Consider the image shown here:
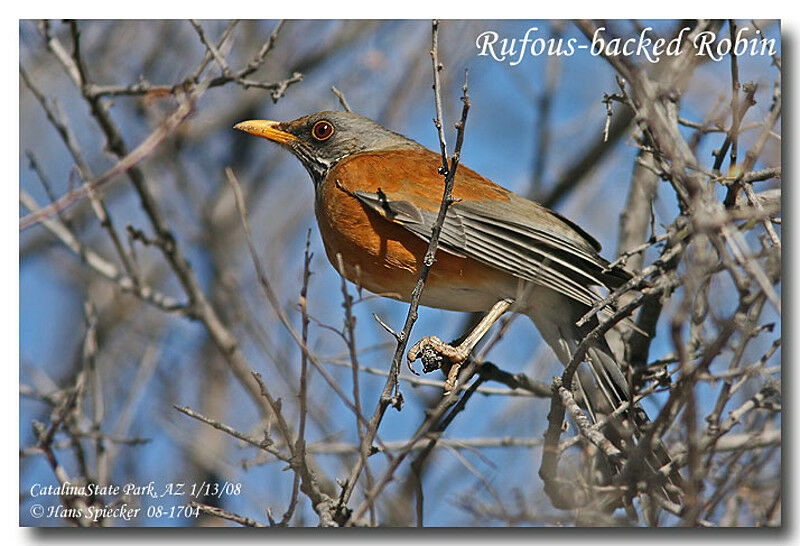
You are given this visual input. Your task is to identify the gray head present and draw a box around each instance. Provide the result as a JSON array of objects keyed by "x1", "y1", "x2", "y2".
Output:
[{"x1": 234, "y1": 111, "x2": 421, "y2": 184}]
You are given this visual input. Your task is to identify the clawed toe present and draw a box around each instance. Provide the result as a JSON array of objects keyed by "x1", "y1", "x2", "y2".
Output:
[
  {"x1": 407, "y1": 335, "x2": 471, "y2": 393},
  {"x1": 408, "y1": 336, "x2": 469, "y2": 365}
]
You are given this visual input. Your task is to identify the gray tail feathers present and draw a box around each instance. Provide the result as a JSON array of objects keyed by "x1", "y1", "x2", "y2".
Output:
[{"x1": 536, "y1": 309, "x2": 684, "y2": 506}]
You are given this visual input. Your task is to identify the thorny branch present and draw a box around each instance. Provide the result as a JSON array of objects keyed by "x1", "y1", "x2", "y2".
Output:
[
  {"x1": 531, "y1": 19, "x2": 781, "y2": 523},
  {"x1": 338, "y1": 19, "x2": 471, "y2": 515},
  {"x1": 20, "y1": 19, "x2": 780, "y2": 527}
]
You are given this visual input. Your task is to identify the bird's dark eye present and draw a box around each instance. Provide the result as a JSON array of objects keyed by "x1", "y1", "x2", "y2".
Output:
[{"x1": 311, "y1": 120, "x2": 334, "y2": 142}]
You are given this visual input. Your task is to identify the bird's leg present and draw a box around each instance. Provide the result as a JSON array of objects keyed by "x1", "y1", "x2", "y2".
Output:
[{"x1": 408, "y1": 299, "x2": 513, "y2": 393}]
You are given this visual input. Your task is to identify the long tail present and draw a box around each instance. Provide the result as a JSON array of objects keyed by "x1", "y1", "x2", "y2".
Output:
[
  {"x1": 528, "y1": 292, "x2": 683, "y2": 506},
  {"x1": 575, "y1": 331, "x2": 684, "y2": 506}
]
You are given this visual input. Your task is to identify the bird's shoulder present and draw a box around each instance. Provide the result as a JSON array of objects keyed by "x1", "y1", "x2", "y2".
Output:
[
  {"x1": 329, "y1": 146, "x2": 601, "y2": 254},
  {"x1": 329, "y1": 147, "x2": 510, "y2": 204}
]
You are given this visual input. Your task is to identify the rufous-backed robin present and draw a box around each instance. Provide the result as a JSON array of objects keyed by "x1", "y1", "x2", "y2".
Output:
[{"x1": 234, "y1": 111, "x2": 682, "y2": 501}]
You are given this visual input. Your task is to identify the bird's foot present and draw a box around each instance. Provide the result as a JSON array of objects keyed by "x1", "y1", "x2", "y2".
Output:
[
  {"x1": 407, "y1": 336, "x2": 471, "y2": 394},
  {"x1": 408, "y1": 336, "x2": 471, "y2": 368}
]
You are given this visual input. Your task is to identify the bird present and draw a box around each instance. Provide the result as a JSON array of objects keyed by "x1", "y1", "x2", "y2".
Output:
[{"x1": 234, "y1": 110, "x2": 682, "y2": 504}]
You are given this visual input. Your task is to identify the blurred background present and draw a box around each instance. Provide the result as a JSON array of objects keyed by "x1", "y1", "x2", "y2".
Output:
[{"x1": 20, "y1": 19, "x2": 781, "y2": 526}]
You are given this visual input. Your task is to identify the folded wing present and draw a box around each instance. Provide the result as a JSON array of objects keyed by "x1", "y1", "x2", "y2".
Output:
[{"x1": 352, "y1": 188, "x2": 631, "y2": 310}]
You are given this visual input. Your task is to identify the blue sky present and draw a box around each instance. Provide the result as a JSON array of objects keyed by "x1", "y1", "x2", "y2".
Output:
[{"x1": 20, "y1": 19, "x2": 781, "y2": 526}]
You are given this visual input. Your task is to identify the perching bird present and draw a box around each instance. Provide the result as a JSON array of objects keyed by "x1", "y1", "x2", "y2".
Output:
[{"x1": 234, "y1": 110, "x2": 681, "y2": 503}]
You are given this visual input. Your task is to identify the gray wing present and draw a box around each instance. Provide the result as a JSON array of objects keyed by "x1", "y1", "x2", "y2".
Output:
[{"x1": 353, "y1": 189, "x2": 630, "y2": 309}]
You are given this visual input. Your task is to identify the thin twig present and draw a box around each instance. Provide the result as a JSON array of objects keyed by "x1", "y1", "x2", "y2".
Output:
[
  {"x1": 339, "y1": 19, "x2": 471, "y2": 510},
  {"x1": 331, "y1": 86, "x2": 352, "y2": 112}
]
